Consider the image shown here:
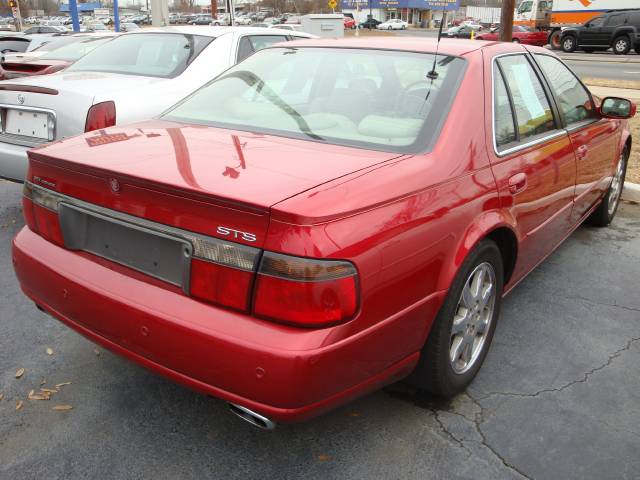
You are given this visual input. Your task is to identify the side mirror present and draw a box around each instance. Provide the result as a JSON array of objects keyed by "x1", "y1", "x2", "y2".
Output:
[{"x1": 599, "y1": 97, "x2": 637, "y2": 119}]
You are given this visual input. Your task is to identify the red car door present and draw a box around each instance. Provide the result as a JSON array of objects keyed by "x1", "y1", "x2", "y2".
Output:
[
  {"x1": 533, "y1": 53, "x2": 621, "y2": 224},
  {"x1": 485, "y1": 49, "x2": 577, "y2": 281}
]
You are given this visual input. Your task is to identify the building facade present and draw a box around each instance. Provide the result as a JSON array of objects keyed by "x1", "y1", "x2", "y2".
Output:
[{"x1": 341, "y1": 0, "x2": 460, "y2": 26}]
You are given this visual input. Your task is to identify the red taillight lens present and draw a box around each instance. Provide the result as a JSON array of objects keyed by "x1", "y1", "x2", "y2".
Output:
[
  {"x1": 190, "y1": 257, "x2": 254, "y2": 311},
  {"x1": 254, "y1": 253, "x2": 358, "y2": 327},
  {"x1": 85, "y1": 101, "x2": 116, "y2": 132},
  {"x1": 22, "y1": 182, "x2": 64, "y2": 246}
]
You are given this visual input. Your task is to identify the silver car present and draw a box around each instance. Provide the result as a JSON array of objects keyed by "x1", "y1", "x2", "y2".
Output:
[{"x1": 0, "y1": 26, "x2": 314, "y2": 182}]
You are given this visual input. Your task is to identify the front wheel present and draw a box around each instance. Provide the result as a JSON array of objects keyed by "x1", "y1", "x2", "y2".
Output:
[
  {"x1": 512, "y1": 38, "x2": 520, "y2": 43},
  {"x1": 587, "y1": 146, "x2": 628, "y2": 226},
  {"x1": 408, "y1": 239, "x2": 504, "y2": 397},
  {"x1": 562, "y1": 35, "x2": 577, "y2": 52},
  {"x1": 549, "y1": 30, "x2": 561, "y2": 50}
]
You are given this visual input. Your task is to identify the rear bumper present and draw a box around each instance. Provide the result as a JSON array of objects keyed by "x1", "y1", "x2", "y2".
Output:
[
  {"x1": 0, "y1": 141, "x2": 28, "y2": 182},
  {"x1": 12, "y1": 227, "x2": 428, "y2": 423}
]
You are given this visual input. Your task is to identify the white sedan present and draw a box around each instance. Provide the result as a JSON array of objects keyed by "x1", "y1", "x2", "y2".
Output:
[
  {"x1": 0, "y1": 27, "x2": 314, "y2": 182},
  {"x1": 377, "y1": 19, "x2": 408, "y2": 30}
]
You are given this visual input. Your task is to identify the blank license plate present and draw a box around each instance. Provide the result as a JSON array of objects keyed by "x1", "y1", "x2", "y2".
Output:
[{"x1": 5, "y1": 109, "x2": 49, "y2": 139}]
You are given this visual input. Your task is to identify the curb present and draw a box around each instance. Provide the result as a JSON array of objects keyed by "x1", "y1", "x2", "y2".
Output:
[
  {"x1": 623, "y1": 182, "x2": 640, "y2": 203},
  {"x1": 560, "y1": 55, "x2": 640, "y2": 64}
]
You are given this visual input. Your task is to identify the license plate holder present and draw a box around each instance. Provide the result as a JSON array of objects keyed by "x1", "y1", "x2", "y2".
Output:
[
  {"x1": 58, "y1": 203, "x2": 192, "y2": 289},
  {"x1": 4, "y1": 108, "x2": 50, "y2": 139}
]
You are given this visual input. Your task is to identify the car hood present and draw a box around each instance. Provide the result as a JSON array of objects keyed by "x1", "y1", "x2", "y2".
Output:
[{"x1": 30, "y1": 120, "x2": 404, "y2": 210}]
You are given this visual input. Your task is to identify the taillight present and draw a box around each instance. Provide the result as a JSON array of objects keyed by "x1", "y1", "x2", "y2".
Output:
[
  {"x1": 188, "y1": 239, "x2": 259, "y2": 311},
  {"x1": 22, "y1": 182, "x2": 64, "y2": 246},
  {"x1": 254, "y1": 252, "x2": 358, "y2": 327},
  {"x1": 85, "y1": 101, "x2": 116, "y2": 132}
]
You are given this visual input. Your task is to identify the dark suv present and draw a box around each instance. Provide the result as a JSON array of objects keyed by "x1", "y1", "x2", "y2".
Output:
[{"x1": 561, "y1": 9, "x2": 640, "y2": 55}]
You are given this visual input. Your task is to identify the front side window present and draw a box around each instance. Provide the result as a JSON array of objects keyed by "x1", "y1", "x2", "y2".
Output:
[
  {"x1": 66, "y1": 33, "x2": 213, "y2": 78},
  {"x1": 518, "y1": 1, "x2": 533, "y2": 14},
  {"x1": 164, "y1": 47, "x2": 466, "y2": 153},
  {"x1": 587, "y1": 16, "x2": 605, "y2": 28},
  {"x1": 497, "y1": 55, "x2": 555, "y2": 142},
  {"x1": 534, "y1": 54, "x2": 596, "y2": 126}
]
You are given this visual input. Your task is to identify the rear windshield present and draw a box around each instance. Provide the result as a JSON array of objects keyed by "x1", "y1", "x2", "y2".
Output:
[
  {"x1": 66, "y1": 33, "x2": 213, "y2": 78},
  {"x1": 0, "y1": 38, "x2": 30, "y2": 54},
  {"x1": 163, "y1": 47, "x2": 466, "y2": 153},
  {"x1": 41, "y1": 36, "x2": 114, "y2": 61}
]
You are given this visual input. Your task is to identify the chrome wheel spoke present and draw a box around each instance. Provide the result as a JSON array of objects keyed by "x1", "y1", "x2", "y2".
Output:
[{"x1": 449, "y1": 262, "x2": 497, "y2": 375}]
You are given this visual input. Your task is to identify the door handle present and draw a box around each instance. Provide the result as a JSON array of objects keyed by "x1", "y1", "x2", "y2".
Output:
[
  {"x1": 508, "y1": 173, "x2": 527, "y2": 195},
  {"x1": 576, "y1": 145, "x2": 588, "y2": 159}
]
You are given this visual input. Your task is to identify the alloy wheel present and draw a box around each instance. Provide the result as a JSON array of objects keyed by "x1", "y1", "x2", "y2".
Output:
[
  {"x1": 615, "y1": 39, "x2": 628, "y2": 53},
  {"x1": 449, "y1": 262, "x2": 497, "y2": 374},
  {"x1": 608, "y1": 153, "x2": 626, "y2": 216}
]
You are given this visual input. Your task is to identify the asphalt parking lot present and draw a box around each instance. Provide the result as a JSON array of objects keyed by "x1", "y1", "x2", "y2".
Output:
[{"x1": 1, "y1": 179, "x2": 639, "y2": 480}]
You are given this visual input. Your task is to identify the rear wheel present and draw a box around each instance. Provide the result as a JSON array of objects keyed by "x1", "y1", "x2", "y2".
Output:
[
  {"x1": 613, "y1": 35, "x2": 631, "y2": 55},
  {"x1": 562, "y1": 35, "x2": 577, "y2": 52},
  {"x1": 512, "y1": 38, "x2": 520, "y2": 43},
  {"x1": 549, "y1": 30, "x2": 562, "y2": 50},
  {"x1": 587, "y1": 147, "x2": 628, "y2": 226},
  {"x1": 408, "y1": 240, "x2": 504, "y2": 397}
]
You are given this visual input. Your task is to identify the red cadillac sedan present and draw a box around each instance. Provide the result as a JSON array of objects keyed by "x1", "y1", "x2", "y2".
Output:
[
  {"x1": 476, "y1": 25, "x2": 548, "y2": 46},
  {"x1": 12, "y1": 37, "x2": 633, "y2": 429}
]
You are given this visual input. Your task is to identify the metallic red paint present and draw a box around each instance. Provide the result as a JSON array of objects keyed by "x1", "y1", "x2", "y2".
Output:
[{"x1": 12, "y1": 39, "x2": 629, "y2": 423}]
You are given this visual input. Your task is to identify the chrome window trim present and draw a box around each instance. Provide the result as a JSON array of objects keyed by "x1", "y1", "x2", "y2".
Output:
[
  {"x1": 491, "y1": 52, "x2": 564, "y2": 158},
  {"x1": 0, "y1": 103, "x2": 57, "y2": 145}
]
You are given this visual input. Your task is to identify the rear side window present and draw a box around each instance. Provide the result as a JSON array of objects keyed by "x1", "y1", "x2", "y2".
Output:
[
  {"x1": 494, "y1": 69, "x2": 517, "y2": 148},
  {"x1": 496, "y1": 55, "x2": 555, "y2": 143},
  {"x1": 237, "y1": 35, "x2": 288, "y2": 62},
  {"x1": 534, "y1": 55, "x2": 596, "y2": 126},
  {"x1": 605, "y1": 14, "x2": 626, "y2": 27},
  {"x1": 0, "y1": 39, "x2": 30, "y2": 54}
]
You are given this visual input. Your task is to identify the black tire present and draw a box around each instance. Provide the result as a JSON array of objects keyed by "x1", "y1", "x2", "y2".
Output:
[
  {"x1": 561, "y1": 35, "x2": 577, "y2": 52},
  {"x1": 549, "y1": 30, "x2": 562, "y2": 50},
  {"x1": 587, "y1": 146, "x2": 629, "y2": 227},
  {"x1": 407, "y1": 239, "x2": 504, "y2": 397},
  {"x1": 613, "y1": 35, "x2": 631, "y2": 55},
  {"x1": 512, "y1": 38, "x2": 520, "y2": 43},
  {"x1": 635, "y1": 45, "x2": 640, "y2": 55}
]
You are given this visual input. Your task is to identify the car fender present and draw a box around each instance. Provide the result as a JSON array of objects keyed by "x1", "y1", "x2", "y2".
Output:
[
  {"x1": 620, "y1": 122, "x2": 632, "y2": 157},
  {"x1": 437, "y1": 209, "x2": 520, "y2": 293},
  {"x1": 611, "y1": 27, "x2": 636, "y2": 42}
]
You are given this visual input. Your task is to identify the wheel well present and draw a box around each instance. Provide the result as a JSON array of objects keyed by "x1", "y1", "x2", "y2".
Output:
[
  {"x1": 486, "y1": 228, "x2": 518, "y2": 285},
  {"x1": 625, "y1": 136, "x2": 632, "y2": 156}
]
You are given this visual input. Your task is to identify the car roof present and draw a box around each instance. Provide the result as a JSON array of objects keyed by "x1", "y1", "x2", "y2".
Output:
[
  {"x1": 133, "y1": 26, "x2": 306, "y2": 38},
  {"x1": 281, "y1": 36, "x2": 497, "y2": 56}
]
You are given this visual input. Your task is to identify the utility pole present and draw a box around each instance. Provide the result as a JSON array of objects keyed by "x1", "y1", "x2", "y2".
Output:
[
  {"x1": 500, "y1": 0, "x2": 515, "y2": 42},
  {"x1": 211, "y1": 0, "x2": 217, "y2": 19}
]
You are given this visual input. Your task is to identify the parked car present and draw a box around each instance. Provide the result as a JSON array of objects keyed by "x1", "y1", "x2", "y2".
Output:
[
  {"x1": 11, "y1": 38, "x2": 633, "y2": 428},
  {"x1": 359, "y1": 18, "x2": 381, "y2": 29},
  {"x1": 461, "y1": 20, "x2": 483, "y2": 31},
  {"x1": 0, "y1": 27, "x2": 315, "y2": 182},
  {"x1": 190, "y1": 15, "x2": 213, "y2": 25},
  {"x1": 119, "y1": 23, "x2": 140, "y2": 32},
  {"x1": 0, "y1": 34, "x2": 116, "y2": 80},
  {"x1": 267, "y1": 24, "x2": 303, "y2": 32},
  {"x1": 561, "y1": 8, "x2": 640, "y2": 54},
  {"x1": 377, "y1": 19, "x2": 408, "y2": 30},
  {"x1": 84, "y1": 22, "x2": 109, "y2": 32},
  {"x1": 235, "y1": 16, "x2": 253, "y2": 25},
  {"x1": 475, "y1": 25, "x2": 548, "y2": 46},
  {"x1": 447, "y1": 25, "x2": 475, "y2": 38},
  {"x1": 344, "y1": 16, "x2": 356, "y2": 29},
  {"x1": 22, "y1": 25, "x2": 68, "y2": 35},
  {"x1": 0, "y1": 34, "x2": 62, "y2": 63}
]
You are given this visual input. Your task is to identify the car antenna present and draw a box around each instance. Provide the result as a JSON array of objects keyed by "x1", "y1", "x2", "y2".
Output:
[{"x1": 427, "y1": 5, "x2": 447, "y2": 80}]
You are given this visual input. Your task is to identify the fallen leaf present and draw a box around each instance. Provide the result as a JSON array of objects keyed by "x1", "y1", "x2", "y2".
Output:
[
  {"x1": 40, "y1": 379, "x2": 47, "y2": 386},
  {"x1": 41, "y1": 388, "x2": 57, "y2": 394},
  {"x1": 16, "y1": 400, "x2": 24, "y2": 411},
  {"x1": 94, "y1": 348, "x2": 101, "y2": 356},
  {"x1": 52, "y1": 405, "x2": 73, "y2": 411},
  {"x1": 0, "y1": 392, "x2": 4, "y2": 401},
  {"x1": 28, "y1": 389, "x2": 35, "y2": 397},
  {"x1": 317, "y1": 455, "x2": 331, "y2": 461},
  {"x1": 46, "y1": 347, "x2": 54, "y2": 355},
  {"x1": 55, "y1": 382, "x2": 71, "y2": 388},
  {"x1": 15, "y1": 368, "x2": 25, "y2": 379},
  {"x1": 29, "y1": 394, "x2": 48, "y2": 401}
]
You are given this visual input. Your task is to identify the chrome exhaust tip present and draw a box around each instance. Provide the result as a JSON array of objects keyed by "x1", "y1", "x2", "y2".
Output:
[{"x1": 228, "y1": 403, "x2": 276, "y2": 430}]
